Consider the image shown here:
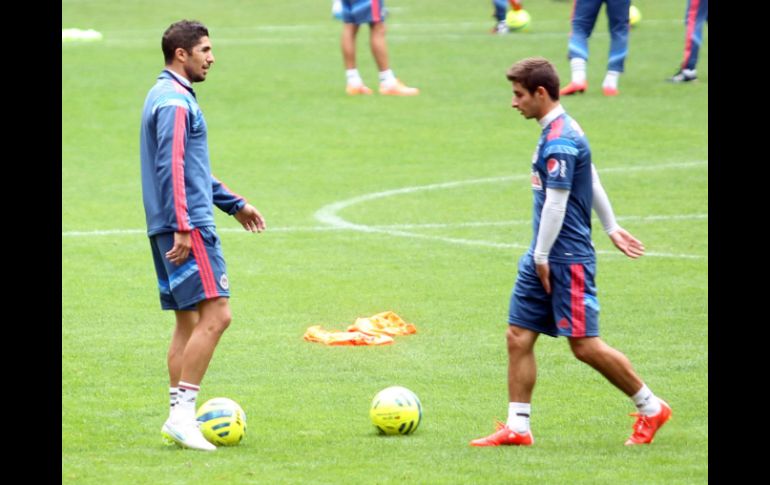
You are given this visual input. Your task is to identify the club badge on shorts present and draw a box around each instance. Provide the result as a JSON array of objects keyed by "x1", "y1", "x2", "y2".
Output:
[{"x1": 219, "y1": 273, "x2": 229, "y2": 290}]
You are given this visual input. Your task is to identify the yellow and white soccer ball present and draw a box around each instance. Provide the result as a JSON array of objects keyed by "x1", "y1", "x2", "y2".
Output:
[
  {"x1": 505, "y1": 9, "x2": 531, "y2": 31},
  {"x1": 629, "y1": 5, "x2": 642, "y2": 27},
  {"x1": 196, "y1": 397, "x2": 247, "y2": 446},
  {"x1": 369, "y1": 386, "x2": 422, "y2": 435}
]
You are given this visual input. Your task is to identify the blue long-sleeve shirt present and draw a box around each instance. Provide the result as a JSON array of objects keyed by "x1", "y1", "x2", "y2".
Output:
[{"x1": 140, "y1": 69, "x2": 245, "y2": 236}]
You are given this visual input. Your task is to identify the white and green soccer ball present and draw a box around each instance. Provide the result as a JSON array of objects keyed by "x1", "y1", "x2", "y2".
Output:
[
  {"x1": 369, "y1": 386, "x2": 422, "y2": 435},
  {"x1": 196, "y1": 397, "x2": 247, "y2": 446}
]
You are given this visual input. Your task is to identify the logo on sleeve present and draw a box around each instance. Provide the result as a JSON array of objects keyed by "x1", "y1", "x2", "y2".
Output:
[
  {"x1": 219, "y1": 274, "x2": 229, "y2": 290},
  {"x1": 547, "y1": 158, "x2": 560, "y2": 177}
]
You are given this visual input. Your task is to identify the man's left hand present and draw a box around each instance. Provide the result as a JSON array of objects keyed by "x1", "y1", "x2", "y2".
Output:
[
  {"x1": 234, "y1": 203, "x2": 266, "y2": 233},
  {"x1": 535, "y1": 262, "x2": 551, "y2": 294}
]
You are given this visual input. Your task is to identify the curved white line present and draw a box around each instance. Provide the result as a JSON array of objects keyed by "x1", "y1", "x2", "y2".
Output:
[{"x1": 313, "y1": 161, "x2": 708, "y2": 259}]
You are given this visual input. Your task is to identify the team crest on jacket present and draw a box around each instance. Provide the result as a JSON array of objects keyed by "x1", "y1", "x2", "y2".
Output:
[{"x1": 219, "y1": 273, "x2": 229, "y2": 290}]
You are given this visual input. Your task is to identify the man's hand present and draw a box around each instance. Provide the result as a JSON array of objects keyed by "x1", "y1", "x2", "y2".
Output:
[
  {"x1": 234, "y1": 203, "x2": 266, "y2": 233},
  {"x1": 535, "y1": 262, "x2": 551, "y2": 294},
  {"x1": 165, "y1": 231, "x2": 192, "y2": 265},
  {"x1": 609, "y1": 227, "x2": 645, "y2": 259}
]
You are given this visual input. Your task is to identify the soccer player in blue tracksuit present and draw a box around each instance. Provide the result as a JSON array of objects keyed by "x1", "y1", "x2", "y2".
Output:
[
  {"x1": 471, "y1": 58, "x2": 671, "y2": 447},
  {"x1": 140, "y1": 20, "x2": 266, "y2": 451},
  {"x1": 561, "y1": 0, "x2": 630, "y2": 96},
  {"x1": 667, "y1": 0, "x2": 708, "y2": 83}
]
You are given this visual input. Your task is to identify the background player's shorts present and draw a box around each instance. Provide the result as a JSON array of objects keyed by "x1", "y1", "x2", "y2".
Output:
[
  {"x1": 507, "y1": 253, "x2": 600, "y2": 338},
  {"x1": 342, "y1": 0, "x2": 386, "y2": 24},
  {"x1": 149, "y1": 226, "x2": 230, "y2": 311}
]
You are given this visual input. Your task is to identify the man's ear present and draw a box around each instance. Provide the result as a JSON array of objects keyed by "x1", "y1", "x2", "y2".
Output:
[{"x1": 175, "y1": 47, "x2": 188, "y2": 63}]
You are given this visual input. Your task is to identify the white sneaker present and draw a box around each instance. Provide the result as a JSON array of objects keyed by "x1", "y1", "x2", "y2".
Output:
[
  {"x1": 160, "y1": 422, "x2": 176, "y2": 446},
  {"x1": 161, "y1": 417, "x2": 216, "y2": 451}
]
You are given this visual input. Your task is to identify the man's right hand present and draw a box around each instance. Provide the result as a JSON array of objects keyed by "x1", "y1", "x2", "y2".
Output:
[{"x1": 165, "y1": 231, "x2": 192, "y2": 265}]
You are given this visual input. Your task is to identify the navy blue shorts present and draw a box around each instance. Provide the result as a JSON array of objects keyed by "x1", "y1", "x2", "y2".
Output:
[
  {"x1": 508, "y1": 253, "x2": 600, "y2": 338},
  {"x1": 342, "y1": 0, "x2": 386, "y2": 24},
  {"x1": 149, "y1": 227, "x2": 230, "y2": 311}
]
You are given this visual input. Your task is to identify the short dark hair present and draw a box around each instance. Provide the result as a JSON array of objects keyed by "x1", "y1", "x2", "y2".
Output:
[
  {"x1": 506, "y1": 57, "x2": 560, "y2": 101},
  {"x1": 162, "y1": 20, "x2": 209, "y2": 64}
]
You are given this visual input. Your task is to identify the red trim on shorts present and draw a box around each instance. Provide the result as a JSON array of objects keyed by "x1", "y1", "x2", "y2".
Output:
[
  {"x1": 372, "y1": 0, "x2": 382, "y2": 22},
  {"x1": 191, "y1": 229, "x2": 218, "y2": 298},
  {"x1": 570, "y1": 264, "x2": 586, "y2": 337}
]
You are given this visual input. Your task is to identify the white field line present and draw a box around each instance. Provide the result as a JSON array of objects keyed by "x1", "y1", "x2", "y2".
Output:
[
  {"x1": 62, "y1": 162, "x2": 707, "y2": 259},
  {"x1": 61, "y1": 213, "x2": 708, "y2": 237},
  {"x1": 313, "y1": 161, "x2": 707, "y2": 259}
]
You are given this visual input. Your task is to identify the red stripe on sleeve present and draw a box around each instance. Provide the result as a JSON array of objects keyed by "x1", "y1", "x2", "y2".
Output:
[
  {"x1": 213, "y1": 175, "x2": 246, "y2": 202},
  {"x1": 171, "y1": 106, "x2": 190, "y2": 231}
]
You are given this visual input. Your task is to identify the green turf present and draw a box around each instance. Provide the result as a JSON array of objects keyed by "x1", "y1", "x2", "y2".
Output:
[{"x1": 62, "y1": 1, "x2": 707, "y2": 483}]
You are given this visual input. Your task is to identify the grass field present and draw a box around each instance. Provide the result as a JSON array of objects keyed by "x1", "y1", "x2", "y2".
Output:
[{"x1": 62, "y1": 1, "x2": 707, "y2": 483}]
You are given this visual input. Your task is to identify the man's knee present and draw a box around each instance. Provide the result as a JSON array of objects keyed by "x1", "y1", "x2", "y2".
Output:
[
  {"x1": 506, "y1": 326, "x2": 534, "y2": 354},
  {"x1": 569, "y1": 337, "x2": 603, "y2": 363},
  {"x1": 201, "y1": 298, "x2": 232, "y2": 333}
]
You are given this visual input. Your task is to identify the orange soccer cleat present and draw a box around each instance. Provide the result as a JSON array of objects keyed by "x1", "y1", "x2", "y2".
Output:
[
  {"x1": 560, "y1": 81, "x2": 587, "y2": 96},
  {"x1": 470, "y1": 421, "x2": 534, "y2": 447},
  {"x1": 625, "y1": 400, "x2": 672, "y2": 445},
  {"x1": 379, "y1": 79, "x2": 419, "y2": 96},
  {"x1": 346, "y1": 84, "x2": 373, "y2": 96},
  {"x1": 602, "y1": 86, "x2": 619, "y2": 96}
]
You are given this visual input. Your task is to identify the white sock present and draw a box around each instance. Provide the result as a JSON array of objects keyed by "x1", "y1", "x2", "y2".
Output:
[
  {"x1": 506, "y1": 402, "x2": 531, "y2": 434},
  {"x1": 346, "y1": 68, "x2": 363, "y2": 86},
  {"x1": 683, "y1": 68, "x2": 696, "y2": 76},
  {"x1": 602, "y1": 70, "x2": 620, "y2": 89},
  {"x1": 169, "y1": 386, "x2": 178, "y2": 409},
  {"x1": 176, "y1": 381, "x2": 200, "y2": 420},
  {"x1": 379, "y1": 69, "x2": 396, "y2": 86},
  {"x1": 631, "y1": 383, "x2": 662, "y2": 416},
  {"x1": 570, "y1": 58, "x2": 586, "y2": 84}
]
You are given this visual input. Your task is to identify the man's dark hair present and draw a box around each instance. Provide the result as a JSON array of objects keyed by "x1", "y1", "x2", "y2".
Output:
[
  {"x1": 506, "y1": 57, "x2": 560, "y2": 101},
  {"x1": 162, "y1": 20, "x2": 209, "y2": 64}
]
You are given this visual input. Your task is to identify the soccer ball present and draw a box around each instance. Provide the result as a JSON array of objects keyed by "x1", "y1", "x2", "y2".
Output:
[
  {"x1": 369, "y1": 386, "x2": 422, "y2": 435},
  {"x1": 332, "y1": 0, "x2": 343, "y2": 21},
  {"x1": 505, "y1": 9, "x2": 531, "y2": 31},
  {"x1": 196, "y1": 397, "x2": 247, "y2": 446},
  {"x1": 629, "y1": 5, "x2": 642, "y2": 27}
]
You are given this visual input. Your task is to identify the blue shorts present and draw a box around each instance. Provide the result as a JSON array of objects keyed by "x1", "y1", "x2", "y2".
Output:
[
  {"x1": 149, "y1": 227, "x2": 230, "y2": 311},
  {"x1": 342, "y1": 0, "x2": 386, "y2": 24},
  {"x1": 507, "y1": 253, "x2": 600, "y2": 338}
]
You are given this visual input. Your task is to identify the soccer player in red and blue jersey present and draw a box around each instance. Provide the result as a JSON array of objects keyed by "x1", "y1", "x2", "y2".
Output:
[
  {"x1": 470, "y1": 57, "x2": 671, "y2": 447},
  {"x1": 140, "y1": 20, "x2": 266, "y2": 451}
]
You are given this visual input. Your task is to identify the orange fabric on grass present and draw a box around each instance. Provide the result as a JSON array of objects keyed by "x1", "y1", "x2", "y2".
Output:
[
  {"x1": 303, "y1": 311, "x2": 416, "y2": 346},
  {"x1": 303, "y1": 325, "x2": 393, "y2": 346}
]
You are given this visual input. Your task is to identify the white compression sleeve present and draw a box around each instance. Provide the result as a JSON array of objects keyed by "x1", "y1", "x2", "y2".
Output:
[
  {"x1": 533, "y1": 188, "x2": 569, "y2": 264},
  {"x1": 592, "y1": 164, "x2": 620, "y2": 235}
]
